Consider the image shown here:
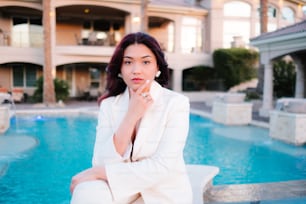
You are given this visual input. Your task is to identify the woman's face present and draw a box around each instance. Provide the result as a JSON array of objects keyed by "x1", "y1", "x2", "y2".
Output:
[{"x1": 121, "y1": 43, "x2": 159, "y2": 92}]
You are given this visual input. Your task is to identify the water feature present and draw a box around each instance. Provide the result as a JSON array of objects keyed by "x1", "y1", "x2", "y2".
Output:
[{"x1": 0, "y1": 93, "x2": 16, "y2": 134}]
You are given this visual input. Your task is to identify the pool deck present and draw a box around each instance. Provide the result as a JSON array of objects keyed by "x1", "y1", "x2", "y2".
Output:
[{"x1": 1, "y1": 100, "x2": 306, "y2": 204}]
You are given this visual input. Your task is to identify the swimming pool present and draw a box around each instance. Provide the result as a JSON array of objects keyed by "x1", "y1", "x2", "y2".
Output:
[
  {"x1": 185, "y1": 114, "x2": 306, "y2": 185},
  {"x1": 0, "y1": 114, "x2": 306, "y2": 204}
]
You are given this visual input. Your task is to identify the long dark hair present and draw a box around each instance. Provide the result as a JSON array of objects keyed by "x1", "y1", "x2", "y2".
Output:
[{"x1": 98, "y1": 32, "x2": 169, "y2": 105}]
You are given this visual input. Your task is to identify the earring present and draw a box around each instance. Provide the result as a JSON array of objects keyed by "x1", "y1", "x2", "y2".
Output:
[
  {"x1": 155, "y1": 71, "x2": 161, "y2": 78},
  {"x1": 118, "y1": 73, "x2": 122, "y2": 78}
]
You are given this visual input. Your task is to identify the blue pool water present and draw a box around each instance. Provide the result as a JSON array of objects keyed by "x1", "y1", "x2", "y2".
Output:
[{"x1": 0, "y1": 114, "x2": 306, "y2": 204}]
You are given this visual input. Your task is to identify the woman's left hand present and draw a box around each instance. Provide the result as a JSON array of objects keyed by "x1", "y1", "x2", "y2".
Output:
[{"x1": 70, "y1": 166, "x2": 106, "y2": 193}]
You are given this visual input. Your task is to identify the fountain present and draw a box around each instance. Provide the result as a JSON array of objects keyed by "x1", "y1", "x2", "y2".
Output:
[
  {"x1": 0, "y1": 93, "x2": 14, "y2": 134},
  {"x1": 270, "y1": 98, "x2": 306, "y2": 145},
  {"x1": 212, "y1": 93, "x2": 253, "y2": 125}
]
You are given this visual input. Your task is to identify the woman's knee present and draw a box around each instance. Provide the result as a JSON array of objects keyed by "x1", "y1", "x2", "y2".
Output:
[{"x1": 70, "y1": 180, "x2": 113, "y2": 204}]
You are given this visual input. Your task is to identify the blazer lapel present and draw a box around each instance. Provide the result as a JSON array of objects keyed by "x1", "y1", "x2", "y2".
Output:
[
  {"x1": 110, "y1": 81, "x2": 164, "y2": 160},
  {"x1": 132, "y1": 81, "x2": 164, "y2": 160},
  {"x1": 111, "y1": 88, "x2": 129, "y2": 130}
]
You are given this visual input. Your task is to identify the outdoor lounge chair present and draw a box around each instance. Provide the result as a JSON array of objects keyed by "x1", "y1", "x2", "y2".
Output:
[{"x1": 11, "y1": 88, "x2": 24, "y2": 103}]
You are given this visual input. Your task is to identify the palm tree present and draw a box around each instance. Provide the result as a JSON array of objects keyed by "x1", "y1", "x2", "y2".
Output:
[
  {"x1": 260, "y1": 0, "x2": 268, "y2": 34},
  {"x1": 43, "y1": 0, "x2": 56, "y2": 105},
  {"x1": 256, "y1": 0, "x2": 269, "y2": 94}
]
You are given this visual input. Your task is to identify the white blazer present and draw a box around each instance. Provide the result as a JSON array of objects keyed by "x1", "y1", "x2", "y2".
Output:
[{"x1": 92, "y1": 81, "x2": 192, "y2": 204}]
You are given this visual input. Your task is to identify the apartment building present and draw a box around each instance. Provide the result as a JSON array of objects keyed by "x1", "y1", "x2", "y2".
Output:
[{"x1": 0, "y1": 0, "x2": 305, "y2": 101}]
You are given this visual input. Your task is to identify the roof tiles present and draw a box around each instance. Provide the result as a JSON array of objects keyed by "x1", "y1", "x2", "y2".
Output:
[{"x1": 251, "y1": 19, "x2": 306, "y2": 42}]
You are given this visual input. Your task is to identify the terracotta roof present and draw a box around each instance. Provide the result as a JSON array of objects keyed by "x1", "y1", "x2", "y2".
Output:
[{"x1": 251, "y1": 19, "x2": 306, "y2": 42}]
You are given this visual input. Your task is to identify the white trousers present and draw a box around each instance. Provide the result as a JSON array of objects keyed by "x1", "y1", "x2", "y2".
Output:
[{"x1": 70, "y1": 180, "x2": 144, "y2": 204}]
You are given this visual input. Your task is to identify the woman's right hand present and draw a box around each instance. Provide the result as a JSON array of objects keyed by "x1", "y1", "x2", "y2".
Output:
[{"x1": 127, "y1": 80, "x2": 153, "y2": 121}]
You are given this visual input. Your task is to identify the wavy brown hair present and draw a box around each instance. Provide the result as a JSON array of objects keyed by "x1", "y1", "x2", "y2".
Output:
[{"x1": 98, "y1": 32, "x2": 169, "y2": 105}]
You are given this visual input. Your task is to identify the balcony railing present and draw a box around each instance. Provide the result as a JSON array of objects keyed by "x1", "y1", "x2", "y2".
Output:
[
  {"x1": 57, "y1": 31, "x2": 120, "y2": 47},
  {"x1": 1, "y1": 30, "x2": 204, "y2": 54},
  {"x1": 0, "y1": 31, "x2": 43, "y2": 48}
]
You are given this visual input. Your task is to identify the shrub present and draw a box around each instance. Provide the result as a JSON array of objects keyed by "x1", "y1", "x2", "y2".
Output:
[
  {"x1": 32, "y1": 76, "x2": 69, "y2": 102},
  {"x1": 213, "y1": 48, "x2": 258, "y2": 90},
  {"x1": 273, "y1": 59, "x2": 296, "y2": 98},
  {"x1": 183, "y1": 65, "x2": 218, "y2": 91}
]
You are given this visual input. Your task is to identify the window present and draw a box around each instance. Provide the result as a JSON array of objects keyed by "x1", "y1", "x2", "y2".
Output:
[
  {"x1": 89, "y1": 67, "x2": 100, "y2": 88},
  {"x1": 13, "y1": 65, "x2": 24, "y2": 87},
  {"x1": 181, "y1": 17, "x2": 203, "y2": 53},
  {"x1": 255, "y1": 22, "x2": 277, "y2": 36},
  {"x1": 268, "y1": 5, "x2": 277, "y2": 18},
  {"x1": 282, "y1": 7, "x2": 295, "y2": 23},
  {"x1": 257, "y1": 5, "x2": 278, "y2": 19},
  {"x1": 12, "y1": 17, "x2": 43, "y2": 47},
  {"x1": 81, "y1": 20, "x2": 121, "y2": 46},
  {"x1": 223, "y1": 20, "x2": 250, "y2": 48},
  {"x1": 12, "y1": 64, "x2": 38, "y2": 87},
  {"x1": 25, "y1": 67, "x2": 37, "y2": 86},
  {"x1": 224, "y1": 1, "x2": 251, "y2": 17}
]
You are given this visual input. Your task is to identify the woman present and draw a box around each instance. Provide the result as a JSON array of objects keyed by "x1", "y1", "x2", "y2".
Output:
[{"x1": 70, "y1": 32, "x2": 192, "y2": 204}]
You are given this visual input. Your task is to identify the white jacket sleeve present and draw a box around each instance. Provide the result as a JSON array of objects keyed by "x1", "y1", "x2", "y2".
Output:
[
  {"x1": 105, "y1": 96, "x2": 190, "y2": 201},
  {"x1": 92, "y1": 99, "x2": 132, "y2": 166}
]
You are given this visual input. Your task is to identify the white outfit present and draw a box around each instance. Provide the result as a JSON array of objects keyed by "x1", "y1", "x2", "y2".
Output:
[{"x1": 71, "y1": 81, "x2": 192, "y2": 204}]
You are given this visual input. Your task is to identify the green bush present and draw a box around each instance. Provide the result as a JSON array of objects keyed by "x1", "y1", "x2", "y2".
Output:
[
  {"x1": 213, "y1": 48, "x2": 258, "y2": 90},
  {"x1": 273, "y1": 60, "x2": 296, "y2": 98},
  {"x1": 183, "y1": 65, "x2": 218, "y2": 91},
  {"x1": 32, "y1": 76, "x2": 69, "y2": 102}
]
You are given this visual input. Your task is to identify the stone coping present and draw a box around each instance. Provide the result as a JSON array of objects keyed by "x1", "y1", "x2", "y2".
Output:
[
  {"x1": 270, "y1": 110, "x2": 306, "y2": 117},
  {"x1": 205, "y1": 179, "x2": 306, "y2": 203},
  {"x1": 190, "y1": 109, "x2": 269, "y2": 129},
  {"x1": 15, "y1": 107, "x2": 99, "y2": 117},
  {"x1": 187, "y1": 164, "x2": 220, "y2": 204}
]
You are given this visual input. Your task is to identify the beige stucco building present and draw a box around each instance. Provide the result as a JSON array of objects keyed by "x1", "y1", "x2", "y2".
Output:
[{"x1": 0, "y1": 0, "x2": 305, "y2": 101}]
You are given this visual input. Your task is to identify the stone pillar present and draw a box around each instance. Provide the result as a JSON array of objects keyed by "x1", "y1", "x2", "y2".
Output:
[
  {"x1": 292, "y1": 56, "x2": 304, "y2": 98},
  {"x1": 259, "y1": 60, "x2": 274, "y2": 117},
  {"x1": 172, "y1": 69, "x2": 182, "y2": 92},
  {"x1": 174, "y1": 16, "x2": 182, "y2": 53},
  {"x1": 250, "y1": 2, "x2": 258, "y2": 37},
  {"x1": 126, "y1": 9, "x2": 142, "y2": 33}
]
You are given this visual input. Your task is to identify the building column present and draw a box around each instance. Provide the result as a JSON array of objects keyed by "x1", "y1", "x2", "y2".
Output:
[
  {"x1": 250, "y1": 2, "x2": 258, "y2": 38},
  {"x1": 292, "y1": 56, "x2": 304, "y2": 98},
  {"x1": 172, "y1": 69, "x2": 183, "y2": 92},
  {"x1": 50, "y1": 5, "x2": 56, "y2": 78},
  {"x1": 174, "y1": 16, "x2": 182, "y2": 53},
  {"x1": 259, "y1": 60, "x2": 274, "y2": 117},
  {"x1": 125, "y1": 10, "x2": 142, "y2": 33},
  {"x1": 43, "y1": 1, "x2": 56, "y2": 104}
]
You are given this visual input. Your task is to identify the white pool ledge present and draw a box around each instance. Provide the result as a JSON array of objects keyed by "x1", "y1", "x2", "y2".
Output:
[{"x1": 187, "y1": 164, "x2": 220, "y2": 204}]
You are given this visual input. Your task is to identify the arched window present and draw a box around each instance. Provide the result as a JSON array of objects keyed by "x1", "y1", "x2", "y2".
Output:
[
  {"x1": 257, "y1": 4, "x2": 278, "y2": 19},
  {"x1": 282, "y1": 7, "x2": 295, "y2": 23},
  {"x1": 224, "y1": 1, "x2": 251, "y2": 17},
  {"x1": 181, "y1": 17, "x2": 203, "y2": 53},
  {"x1": 268, "y1": 5, "x2": 277, "y2": 18},
  {"x1": 223, "y1": 1, "x2": 251, "y2": 48}
]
